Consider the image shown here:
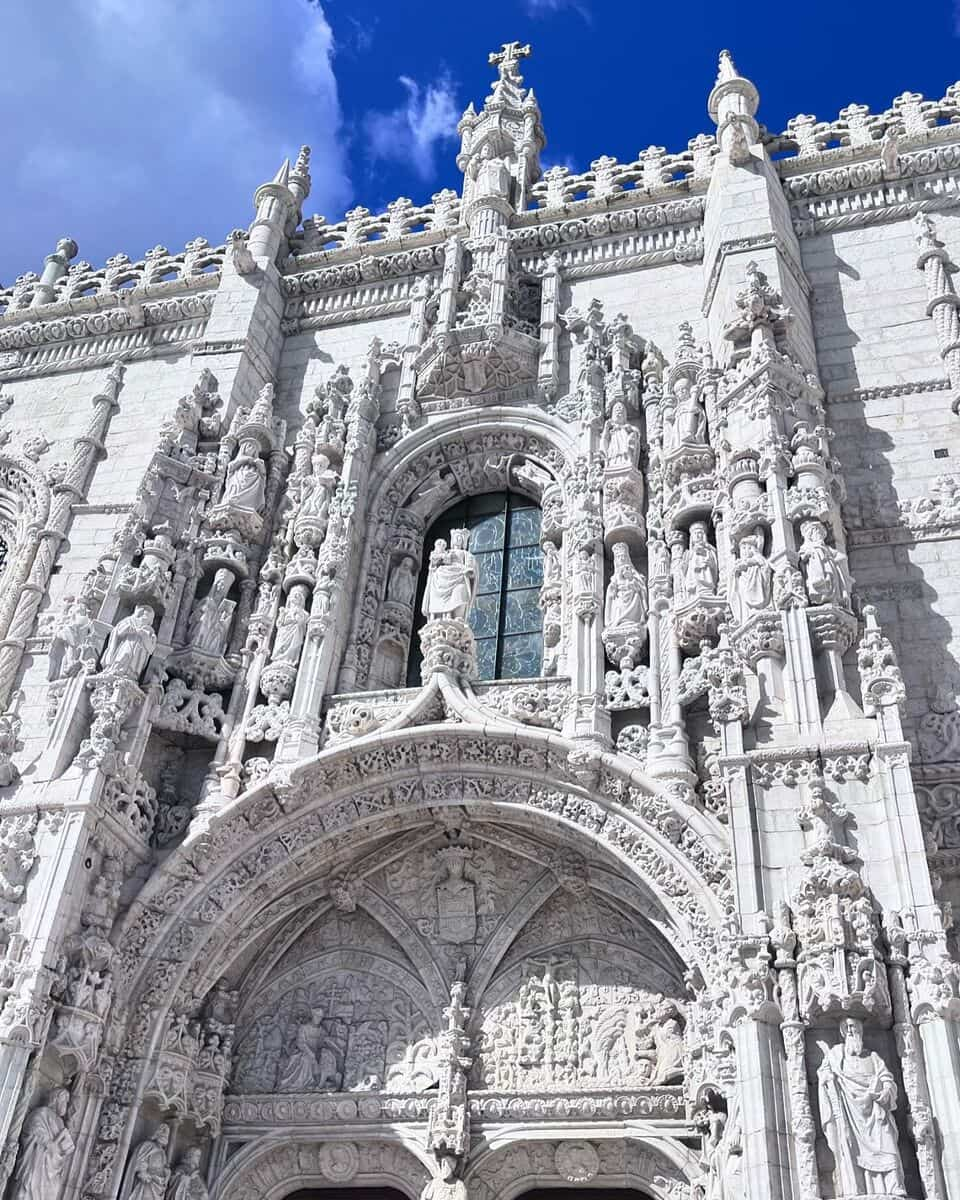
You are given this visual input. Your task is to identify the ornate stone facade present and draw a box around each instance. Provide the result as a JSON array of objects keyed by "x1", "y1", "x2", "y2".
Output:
[{"x1": 0, "y1": 40, "x2": 958, "y2": 1200}]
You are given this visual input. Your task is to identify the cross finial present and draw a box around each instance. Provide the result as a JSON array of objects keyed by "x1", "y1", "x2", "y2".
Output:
[{"x1": 488, "y1": 41, "x2": 532, "y2": 75}]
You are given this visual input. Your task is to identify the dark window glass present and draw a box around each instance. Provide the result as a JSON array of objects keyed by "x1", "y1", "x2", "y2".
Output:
[{"x1": 407, "y1": 492, "x2": 543, "y2": 685}]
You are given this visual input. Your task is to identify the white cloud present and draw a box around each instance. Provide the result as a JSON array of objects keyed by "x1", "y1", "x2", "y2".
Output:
[
  {"x1": 524, "y1": 0, "x2": 592, "y2": 19},
  {"x1": 364, "y1": 75, "x2": 460, "y2": 182},
  {"x1": 0, "y1": 0, "x2": 351, "y2": 281}
]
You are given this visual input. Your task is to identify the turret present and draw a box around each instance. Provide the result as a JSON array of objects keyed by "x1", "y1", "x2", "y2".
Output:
[
  {"x1": 30, "y1": 236, "x2": 77, "y2": 307},
  {"x1": 457, "y1": 41, "x2": 546, "y2": 217}
]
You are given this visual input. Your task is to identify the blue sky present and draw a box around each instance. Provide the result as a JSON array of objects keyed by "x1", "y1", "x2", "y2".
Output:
[{"x1": 1, "y1": 0, "x2": 958, "y2": 284}]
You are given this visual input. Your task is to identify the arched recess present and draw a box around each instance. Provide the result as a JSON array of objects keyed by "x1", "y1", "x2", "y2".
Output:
[
  {"x1": 94, "y1": 722, "x2": 730, "y2": 1200},
  {"x1": 464, "y1": 1133, "x2": 700, "y2": 1200},
  {"x1": 0, "y1": 453, "x2": 51, "y2": 640},
  {"x1": 112, "y1": 720, "x2": 729, "y2": 1039},
  {"x1": 207, "y1": 1135, "x2": 431, "y2": 1200},
  {"x1": 337, "y1": 409, "x2": 573, "y2": 692}
]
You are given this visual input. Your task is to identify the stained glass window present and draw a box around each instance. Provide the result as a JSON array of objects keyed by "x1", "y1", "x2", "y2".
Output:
[{"x1": 407, "y1": 492, "x2": 543, "y2": 685}]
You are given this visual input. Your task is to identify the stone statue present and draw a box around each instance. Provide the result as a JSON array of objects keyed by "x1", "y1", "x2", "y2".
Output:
[
  {"x1": 542, "y1": 539, "x2": 561, "y2": 586},
  {"x1": 604, "y1": 542, "x2": 647, "y2": 629},
  {"x1": 386, "y1": 557, "x2": 417, "y2": 607},
  {"x1": 279, "y1": 1006, "x2": 343, "y2": 1091},
  {"x1": 11, "y1": 1088, "x2": 75, "y2": 1200},
  {"x1": 798, "y1": 520, "x2": 850, "y2": 607},
  {"x1": 817, "y1": 1018, "x2": 905, "y2": 1197},
  {"x1": 603, "y1": 402, "x2": 640, "y2": 469},
  {"x1": 223, "y1": 436, "x2": 266, "y2": 513},
  {"x1": 271, "y1": 588, "x2": 309, "y2": 665},
  {"x1": 48, "y1": 598, "x2": 96, "y2": 681},
  {"x1": 681, "y1": 523, "x2": 719, "y2": 598},
  {"x1": 730, "y1": 529, "x2": 773, "y2": 624},
  {"x1": 673, "y1": 377, "x2": 706, "y2": 447},
  {"x1": 124, "y1": 1125, "x2": 171, "y2": 1200},
  {"x1": 102, "y1": 605, "x2": 157, "y2": 681},
  {"x1": 701, "y1": 1102, "x2": 744, "y2": 1200},
  {"x1": 187, "y1": 570, "x2": 235, "y2": 657},
  {"x1": 298, "y1": 453, "x2": 337, "y2": 522},
  {"x1": 165, "y1": 1147, "x2": 207, "y2": 1200},
  {"x1": 421, "y1": 529, "x2": 478, "y2": 622},
  {"x1": 420, "y1": 1155, "x2": 467, "y2": 1200},
  {"x1": 650, "y1": 1010, "x2": 684, "y2": 1085}
]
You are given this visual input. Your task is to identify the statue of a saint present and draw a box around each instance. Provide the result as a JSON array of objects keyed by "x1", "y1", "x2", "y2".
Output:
[
  {"x1": 187, "y1": 570, "x2": 235, "y2": 658},
  {"x1": 420, "y1": 1156, "x2": 467, "y2": 1200},
  {"x1": 681, "y1": 523, "x2": 719, "y2": 598},
  {"x1": 298, "y1": 453, "x2": 337, "y2": 523},
  {"x1": 730, "y1": 529, "x2": 773, "y2": 624},
  {"x1": 271, "y1": 588, "x2": 309, "y2": 666},
  {"x1": 386, "y1": 557, "x2": 417, "y2": 607},
  {"x1": 279, "y1": 1006, "x2": 343, "y2": 1092},
  {"x1": 541, "y1": 539, "x2": 561, "y2": 587},
  {"x1": 798, "y1": 520, "x2": 850, "y2": 607},
  {"x1": 421, "y1": 530, "x2": 478, "y2": 622},
  {"x1": 604, "y1": 542, "x2": 647, "y2": 629},
  {"x1": 223, "y1": 436, "x2": 266, "y2": 513},
  {"x1": 817, "y1": 1018, "x2": 906, "y2": 1197},
  {"x1": 165, "y1": 1147, "x2": 207, "y2": 1200},
  {"x1": 48, "y1": 598, "x2": 96, "y2": 681},
  {"x1": 123, "y1": 1125, "x2": 171, "y2": 1200},
  {"x1": 101, "y1": 605, "x2": 157, "y2": 681},
  {"x1": 650, "y1": 1010, "x2": 684, "y2": 1085},
  {"x1": 11, "y1": 1088, "x2": 75, "y2": 1200},
  {"x1": 603, "y1": 402, "x2": 640, "y2": 469},
  {"x1": 673, "y1": 377, "x2": 706, "y2": 447}
]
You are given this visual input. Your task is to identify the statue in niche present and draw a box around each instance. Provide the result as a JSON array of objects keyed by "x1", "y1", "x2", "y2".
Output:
[
  {"x1": 817, "y1": 1018, "x2": 906, "y2": 1197},
  {"x1": 673, "y1": 377, "x2": 706, "y2": 447},
  {"x1": 124, "y1": 1125, "x2": 171, "y2": 1200},
  {"x1": 165, "y1": 1148, "x2": 207, "y2": 1200},
  {"x1": 436, "y1": 847, "x2": 477, "y2": 944},
  {"x1": 730, "y1": 528, "x2": 773, "y2": 624},
  {"x1": 223, "y1": 436, "x2": 266, "y2": 513},
  {"x1": 798, "y1": 519, "x2": 850, "y2": 607},
  {"x1": 279, "y1": 1005, "x2": 343, "y2": 1092},
  {"x1": 421, "y1": 529, "x2": 478, "y2": 622},
  {"x1": 298, "y1": 452, "x2": 337, "y2": 523},
  {"x1": 11, "y1": 1088, "x2": 75, "y2": 1200},
  {"x1": 604, "y1": 542, "x2": 648, "y2": 630},
  {"x1": 386, "y1": 557, "x2": 417, "y2": 607},
  {"x1": 681, "y1": 522, "x2": 719, "y2": 598},
  {"x1": 420, "y1": 1156, "x2": 467, "y2": 1200},
  {"x1": 48, "y1": 597, "x2": 96, "y2": 681},
  {"x1": 602, "y1": 402, "x2": 640, "y2": 469},
  {"x1": 101, "y1": 605, "x2": 157, "y2": 681},
  {"x1": 542, "y1": 539, "x2": 561, "y2": 586},
  {"x1": 188, "y1": 570, "x2": 235, "y2": 657},
  {"x1": 700, "y1": 1101, "x2": 745, "y2": 1200},
  {"x1": 271, "y1": 588, "x2": 309, "y2": 666}
]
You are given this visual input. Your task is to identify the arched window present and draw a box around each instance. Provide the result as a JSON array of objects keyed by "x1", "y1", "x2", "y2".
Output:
[{"x1": 408, "y1": 491, "x2": 543, "y2": 685}]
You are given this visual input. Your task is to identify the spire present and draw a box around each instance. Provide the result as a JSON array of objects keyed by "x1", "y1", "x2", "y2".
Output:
[
  {"x1": 715, "y1": 49, "x2": 741, "y2": 85},
  {"x1": 707, "y1": 48, "x2": 760, "y2": 158},
  {"x1": 272, "y1": 158, "x2": 291, "y2": 187}
]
